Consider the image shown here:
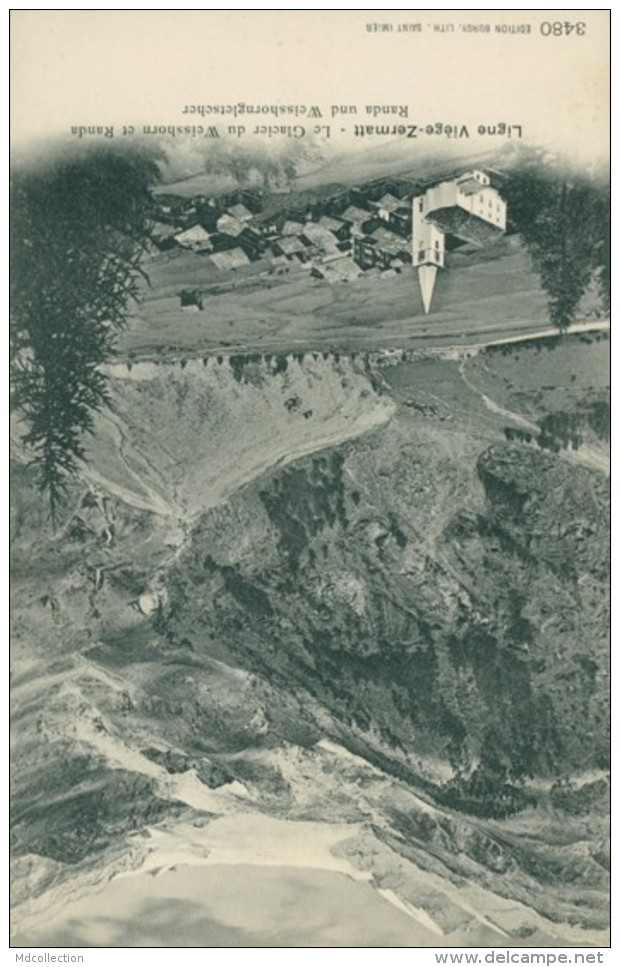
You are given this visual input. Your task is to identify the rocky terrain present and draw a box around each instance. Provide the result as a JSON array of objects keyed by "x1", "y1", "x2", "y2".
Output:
[{"x1": 10, "y1": 333, "x2": 610, "y2": 947}]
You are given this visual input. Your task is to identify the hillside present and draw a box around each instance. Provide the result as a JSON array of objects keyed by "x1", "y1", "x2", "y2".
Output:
[{"x1": 10, "y1": 333, "x2": 609, "y2": 946}]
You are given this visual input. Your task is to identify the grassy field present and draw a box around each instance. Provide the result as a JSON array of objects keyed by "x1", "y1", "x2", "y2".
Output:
[
  {"x1": 121, "y1": 236, "x2": 555, "y2": 358},
  {"x1": 467, "y1": 331, "x2": 610, "y2": 421}
]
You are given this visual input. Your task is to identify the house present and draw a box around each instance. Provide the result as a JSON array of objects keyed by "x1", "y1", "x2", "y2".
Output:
[
  {"x1": 369, "y1": 227, "x2": 410, "y2": 261},
  {"x1": 352, "y1": 227, "x2": 410, "y2": 272},
  {"x1": 153, "y1": 193, "x2": 187, "y2": 224},
  {"x1": 321, "y1": 256, "x2": 362, "y2": 284},
  {"x1": 371, "y1": 192, "x2": 402, "y2": 217},
  {"x1": 368, "y1": 193, "x2": 412, "y2": 235},
  {"x1": 301, "y1": 223, "x2": 340, "y2": 256},
  {"x1": 226, "y1": 203, "x2": 254, "y2": 223},
  {"x1": 173, "y1": 224, "x2": 213, "y2": 254},
  {"x1": 317, "y1": 215, "x2": 350, "y2": 242},
  {"x1": 389, "y1": 205, "x2": 412, "y2": 236},
  {"x1": 209, "y1": 231, "x2": 241, "y2": 254},
  {"x1": 280, "y1": 219, "x2": 306, "y2": 236},
  {"x1": 270, "y1": 235, "x2": 308, "y2": 260},
  {"x1": 412, "y1": 169, "x2": 506, "y2": 313},
  {"x1": 320, "y1": 189, "x2": 351, "y2": 215},
  {"x1": 341, "y1": 205, "x2": 376, "y2": 235},
  {"x1": 196, "y1": 199, "x2": 223, "y2": 232},
  {"x1": 352, "y1": 236, "x2": 391, "y2": 272},
  {"x1": 273, "y1": 208, "x2": 307, "y2": 232},
  {"x1": 216, "y1": 213, "x2": 246, "y2": 239},
  {"x1": 180, "y1": 289, "x2": 204, "y2": 310},
  {"x1": 149, "y1": 220, "x2": 179, "y2": 251},
  {"x1": 237, "y1": 226, "x2": 264, "y2": 261},
  {"x1": 224, "y1": 188, "x2": 263, "y2": 214},
  {"x1": 364, "y1": 177, "x2": 411, "y2": 203},
  {"x1": 209, "y1": 247, "x2": 250, "y2": 270}
]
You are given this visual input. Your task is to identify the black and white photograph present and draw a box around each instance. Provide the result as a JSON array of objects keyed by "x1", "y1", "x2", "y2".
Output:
[{"x1": 9, "y1": 10, "x2": 611, "y2": 952}]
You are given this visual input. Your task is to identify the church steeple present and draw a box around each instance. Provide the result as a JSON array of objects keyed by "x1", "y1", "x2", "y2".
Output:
[
  {"x1": 412, "y1": 169, "x2": 507, "y2": 316},
  {"x1": 417, "y1": 264, "x2": 438, "y2": 315}
]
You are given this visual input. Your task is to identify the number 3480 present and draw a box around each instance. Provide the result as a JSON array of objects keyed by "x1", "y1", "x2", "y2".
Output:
[{"x1": 540, "y1": 21, "x2": 586, "y2": 36}]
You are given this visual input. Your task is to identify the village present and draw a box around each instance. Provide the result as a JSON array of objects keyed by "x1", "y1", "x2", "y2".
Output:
[{"x1": 148, "y1": 168, "x2": 507, "y2": 315}]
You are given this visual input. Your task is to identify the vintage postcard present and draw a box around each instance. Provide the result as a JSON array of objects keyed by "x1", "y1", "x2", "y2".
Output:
[{"x1": 10, "y1": 10, "x2": 610, "y2": 953}]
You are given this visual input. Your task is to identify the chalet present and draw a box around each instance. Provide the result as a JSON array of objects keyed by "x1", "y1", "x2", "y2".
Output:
[
  {"x1": 348, "y1": 185, "x2": 376, "y2": 209},
  {"x1": 412, "y1": 169, "x2": 506, "y2": 313},
  {"x1": 352, "y1": 236, "x2": 391, "y2": 272},
  {"x1": 321, "y1": 189, "x2": 359, "y2": 217},
  {"x1": 237, "y1": 226, "x2": 264, "y2": 261},
  {"x1": 273, "y1": 209, "x2": 308, "y2": 232},
  {"x1": 270, "y1": 235, "x2": 308, "y2": 260},
  {"x1": 363, "y1": 177, "x2": 410, "y2": 203},
  {"x1": 223, "y1": 188, "x2": 263, "y2": 214},
  {"x1": 209, "y1": 231, "x2": 241, "y2": 254},
  {"x1": 352, "y1": 229, "x2": 411, "y2": 272},
  {"x1": 369, "y1": 193, "x2": 412, "y2": 235},
  {"x1": 149, "y1": 221, "x2": 178, "y2": 251},
  {"x1": 301, "y1": 223, "x2": 340, "y2": 256},
  {"x1": 173, "y1": 224, "x2": 213, "y2": 254},
  {"x1": 369, "y1": 226, "x2": 410, "y2": 261},
  {"x1": 341, "y1": 205, "x2": 376, "y2": 235},
  {"x1": 226, "y1": 203, "x2": 254, "y2": 223},
  {"x1": 388, "y1": 205, "x2": 412, "y2": 236},
  {"x1": 280, "y1": 219, "x2": 306, "y2": 236},
  {"x1": 317, "y1": 215, "x2": 350, "y2": 242},
  {"x1": 321, "y1": 256, "x2": 362, "y2": 283},
  {"x1": 371, "y1": 192, "x2": 401, "y2": 216},
  {"x1": 209, "y1": 247, "x2": 250, "y2": 270},
  {"x1": 216, "y1": 213, "x2": 246, "y2": 239},
  {"x1": 165, "y1": 199, "x2": 202, "y2": 230},
  {"x1": 196, "y1": 199, "x2": 224, "y2": 232},
  {"x1": 153, "y1": 193, "x2": 187, "y2": 224},
  {"x1": 180, "y1": 289, "x2": 204, "y2": 310}
]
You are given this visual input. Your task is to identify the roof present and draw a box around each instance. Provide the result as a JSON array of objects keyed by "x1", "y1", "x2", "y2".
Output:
[
  {"x1": 373, "y1": 193, "x2": 402, "y2": 211},
  {"x1": 273, "y1": 236, "x2": 307, "y2": 256},
  {"x1": 370, "y1": 227, "x2": 408, "y2": 255},
  {"x1": 322, "y1": 257, "x2": 361, "y2": 283},
  {"x1": 281, "y1": 219, "x2": 306, "y2": 236},
  {"x1": 456, "y1": 177, "x2": 489, "y2": 197},
  {"x1": 216, "y1": 213, "x2": 246, "y2": 238},
  {"x1": 227, "y1": 203, "x2": 254, "y2": 222},
  {"x1": 174, "y1": 225, "x2": 212, "y2": 249},
  {"x1": 301, "y1": 223, "x2": 339, "y2": 251},
  {"x1": 342, "y1": 205, "x2": 370, "y2": 224},
  {"x1": 150, "y1": 220, "x2": 177, "y2": 239},
  {"x1": 318, "y1": 215, "x2": 347, "y2": 233},
  {"x1": 428, "y1": 206, "x2": 504, "y2": 246},
  {"x1": 209, "y1": 247, "x2": 250, "y2": 270}
]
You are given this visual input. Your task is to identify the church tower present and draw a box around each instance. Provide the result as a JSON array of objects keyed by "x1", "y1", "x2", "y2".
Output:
[{"x1": 412, "y1": 193, "x2": 445, "y2": 314}]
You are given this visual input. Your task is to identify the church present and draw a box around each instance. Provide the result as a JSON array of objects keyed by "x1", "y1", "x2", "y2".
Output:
[{"x1": 412, "y1": 170, "x2": 507, "y2": 313}]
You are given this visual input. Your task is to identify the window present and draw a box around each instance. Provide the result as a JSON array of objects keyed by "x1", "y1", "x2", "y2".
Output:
[{"x1": 418, "y1": 199, "x2": 424, "y2": 211}]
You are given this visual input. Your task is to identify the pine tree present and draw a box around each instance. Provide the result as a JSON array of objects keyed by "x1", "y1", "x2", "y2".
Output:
[
  {"x1": 10, "y1": 145, "x2": 161, "y2": 523},
  {"x1": 503, "y1": 153, "x2": 609, "y2": 331}
]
